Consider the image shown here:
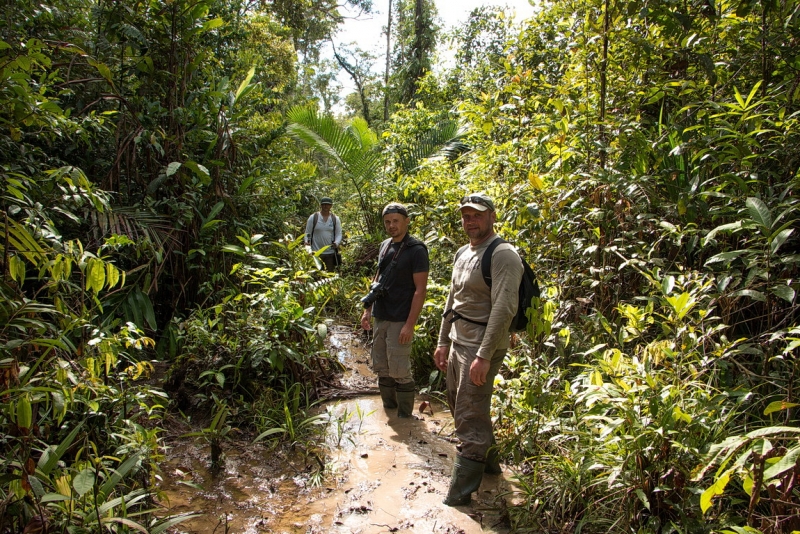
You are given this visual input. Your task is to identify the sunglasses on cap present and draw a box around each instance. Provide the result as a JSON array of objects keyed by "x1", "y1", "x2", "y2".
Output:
[
  {"x1": 460, "y1": 195, "x2": 495, "y2": 210},
  {"x1": 382, "y1": 204, "x2": 408, "y2": 217}
]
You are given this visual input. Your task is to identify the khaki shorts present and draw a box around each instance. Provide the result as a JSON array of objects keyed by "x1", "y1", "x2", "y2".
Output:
[
  {"x1": 371, "y1": 318, "x2": 413, "y2": 385},
  {"x1": 446, "y1": 343, "x2": 506, "y2": 462}
]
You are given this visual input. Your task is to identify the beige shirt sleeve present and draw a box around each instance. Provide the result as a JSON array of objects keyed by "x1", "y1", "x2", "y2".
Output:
[{"x1": 477, "y1": 246, "x2": 523, "y2": 360}]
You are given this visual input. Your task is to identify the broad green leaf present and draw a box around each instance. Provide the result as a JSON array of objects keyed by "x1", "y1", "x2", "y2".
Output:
[
  {"x1": 703, "y1": 221, "x2": 743, "y2": 245},
  {"x1": 764, "y1": 401, "x2": 799, "y2": 415},
  {"x1": 770, "y1": 228, "x2": 793, "y2": 255},
  {"x1": 202, "y1": 17, "x2": 224, "y2": 31},
  {"x1": 634, "y1": 489, "x2": 650, "y2": 511},
  {"x1": 28, "y1": 476, "x2": 45, "y2": 497},
  {"x1": 73, "y1": 468, "x2": 95, "y2": 497},
  {"x1": 184, "y1": 160, "x2": 210, "y2": 184},
  {"x1": 205, "y1": 201, "x2": 225, "y2": 222},
  {"x1": 745, "y1": 426, "x2": 800, "y2": 439},
  {"x1": 90, "y1": 59, "x2": 114, "y2": 85},
  {"x1": 771, "y1": 284, "x2": 795, "y2": 303},
  {"x1": 222, "y1": 245, "x2": 246, "y2": 256},
  {"x1": 16, "y1": 394, "x2": 32, "y2": 430},
  {"x1": 166, "y1": 162, "x2": 182, "y2": 177},
  {"x1": 731, "y1": 289, "x2": 767, "y2": 302},
  {"x1": 705, "y1": 250, "x2": 747, "y2": 265},
  {"x1": 201, "y1": 219, "x2": 224, "y2": 233},
  {"x1": 746, "y1": 197, "x2": 772, "y2": 231},
  {"x1": 763, "y1": 445, "x2": 800, "y2": 480},
  {"x1": 700, "y1": 469, "x2": 731, "y2": 514},
  {"x1": 9, "y1": 255, "x2": 25, "y2": 284}
]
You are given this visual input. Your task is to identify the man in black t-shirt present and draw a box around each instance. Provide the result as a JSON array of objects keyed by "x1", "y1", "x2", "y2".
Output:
[{"x1": 360, "y1": 203, "x2": 429, "y2": 417}]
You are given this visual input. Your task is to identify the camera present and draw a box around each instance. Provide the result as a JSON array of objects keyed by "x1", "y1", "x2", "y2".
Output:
[{"x1": 361, "y1": 281, "x2": 387, "y2": 308}]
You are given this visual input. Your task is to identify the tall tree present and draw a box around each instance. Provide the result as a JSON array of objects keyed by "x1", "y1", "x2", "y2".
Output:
[{"x1": 389, "y1": 0, "x2": 438, "y2": 106}]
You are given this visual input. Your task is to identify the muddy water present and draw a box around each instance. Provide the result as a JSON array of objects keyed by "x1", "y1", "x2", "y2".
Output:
[{"x1": 157, "y1": 325, "x2": 514, "y2": 533}]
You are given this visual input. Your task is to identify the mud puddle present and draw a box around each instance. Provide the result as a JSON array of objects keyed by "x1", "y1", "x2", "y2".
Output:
[{"x1": 157, "y1": 325, "x2": 514, "y2": 533}]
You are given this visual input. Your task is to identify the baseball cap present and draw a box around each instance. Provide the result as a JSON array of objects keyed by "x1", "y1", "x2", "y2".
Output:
[
  {"x1": 459, "y1": 193, "x2": 495, "y2": 212},
  {"x1": 319, "y1": 196, "x2": 333, "y2": 205},
  {"x1": 382, "y1": 203, "x2": 408, "y2": 217}
]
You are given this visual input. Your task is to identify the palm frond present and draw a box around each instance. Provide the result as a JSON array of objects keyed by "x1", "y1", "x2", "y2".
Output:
[{"x1": 398, "y1": 120, "x2": 471, "y2": 174}]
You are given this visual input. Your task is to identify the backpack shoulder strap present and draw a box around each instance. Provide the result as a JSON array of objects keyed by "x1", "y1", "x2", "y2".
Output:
[
  {"x1": 405, "y1": 235, "x2": 427, "y2": 250},
  {"x1": 311, "y1": 212, "x2": 319, "y2": 236},
  {"x1": 481, "y1": 237, "x2": 507, "y2": 287},
  {"x1": 454, "y1": 244, "x2": 469, "y2": 261}
]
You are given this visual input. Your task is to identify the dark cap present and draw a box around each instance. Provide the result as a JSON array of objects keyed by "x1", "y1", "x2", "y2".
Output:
[
  {"x1": 382, "y1": 203, "x2": 408, "y2": 217},
  {"x1": 319, "y1": 196, "x2": 333, "y2": 205},
  {"x1": 459, "y1": 193, "x2": 495, "y2": 212}
]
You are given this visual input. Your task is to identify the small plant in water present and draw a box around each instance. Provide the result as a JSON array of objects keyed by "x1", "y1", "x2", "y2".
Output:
[{"x1": 182, "y1": 399, "x2": 233, "y2": 471}]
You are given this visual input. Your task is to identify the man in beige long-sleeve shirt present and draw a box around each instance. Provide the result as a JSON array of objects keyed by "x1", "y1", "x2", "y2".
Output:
[{"x1": 433, "y1": 193, "x2": 523, "y2": 506}]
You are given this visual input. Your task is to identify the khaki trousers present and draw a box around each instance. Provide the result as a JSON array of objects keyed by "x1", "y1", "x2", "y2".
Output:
[
  {"x1": 371, "y1": 318, "x2": 413, "y2": 385},
  {"x1": 446, "y1": 343, "x2": 505, "y2": 462}
]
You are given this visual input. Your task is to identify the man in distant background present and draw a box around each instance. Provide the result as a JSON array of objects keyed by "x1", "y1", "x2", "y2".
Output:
[{"x1": 304, "y1": 196, "x2": 342, "y2": 271}]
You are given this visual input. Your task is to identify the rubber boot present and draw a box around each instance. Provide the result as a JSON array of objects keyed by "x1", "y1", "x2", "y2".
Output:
[
  {"x1": 396, "y1": 381, "x2": 416, "y2": 418},
  {"x1": 443, "y1": 455, "x2": 485, "y2": 506},
  {"x1": 484, "y1": 438, "x2": 502, "y2": 475},
  {"x1": 378, "y1": 377, "x2": 397, "y2": 409}
]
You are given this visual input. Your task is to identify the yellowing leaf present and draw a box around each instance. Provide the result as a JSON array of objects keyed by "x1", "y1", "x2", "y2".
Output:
[
  {"x1": 106, "y1": 263, "x2": 120, "y2": 289},
  {"x1": 528, "y1": 171, "x2": 544, "y2": 190},
  {"x1": 700, "y1": 470, "x2": 731, "y2": 514},
  {"x1": 591, "y1": 370, "x2": 603, "y2": 386},
  {"x1": 86, "y1": 258, "x2": 106, "y2": 294},
  {"x1": 764, "y1": 401, "x2": 799, "y2": 416}
]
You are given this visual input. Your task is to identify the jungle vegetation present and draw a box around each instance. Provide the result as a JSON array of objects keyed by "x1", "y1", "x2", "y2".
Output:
[{"x1": 1, "y1": 0, "x2": 799, "y2": 532}]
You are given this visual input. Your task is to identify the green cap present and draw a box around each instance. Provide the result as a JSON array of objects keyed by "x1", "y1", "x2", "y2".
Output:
[{"x1": 319, "y1": 197, "x2": 333, "y2": 205}]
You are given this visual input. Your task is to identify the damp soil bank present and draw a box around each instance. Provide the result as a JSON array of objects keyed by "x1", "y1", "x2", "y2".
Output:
[{"x1": 156, "y1": 325, "x2": 516, "y2": 533}]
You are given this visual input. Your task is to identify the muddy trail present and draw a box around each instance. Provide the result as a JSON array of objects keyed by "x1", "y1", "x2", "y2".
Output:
[{"x1": 156, "y1": 325, "x2": 516, "y2": 533}]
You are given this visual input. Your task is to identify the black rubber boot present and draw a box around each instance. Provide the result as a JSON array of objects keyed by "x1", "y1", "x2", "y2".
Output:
[
  {"x1": 484, "y1": 438, "x2": 502, "y2": 475},
  {"x1": 443, "y1": 455, "x2": 485, "y2": 506},
  {"x1": 378, "y1": 377, "x2": 397, "y2": 409},
  {"x1": 396, "y1": 381, "x2": 416, "y2": 418}
]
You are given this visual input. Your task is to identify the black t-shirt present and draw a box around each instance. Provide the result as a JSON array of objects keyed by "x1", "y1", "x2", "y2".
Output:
[{"x1": 372, "y1": 235, "x2": 429, "y2": 322}]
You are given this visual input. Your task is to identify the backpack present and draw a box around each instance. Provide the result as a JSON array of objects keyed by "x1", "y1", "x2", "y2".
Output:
[{"x1": 451, "y1": 238, "x2": 540, "y2": 332}]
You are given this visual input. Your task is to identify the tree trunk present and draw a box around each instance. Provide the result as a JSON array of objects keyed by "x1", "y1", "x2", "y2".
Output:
[{"x1": 384, "y1": 0, "x2": 393, "y2": 121}]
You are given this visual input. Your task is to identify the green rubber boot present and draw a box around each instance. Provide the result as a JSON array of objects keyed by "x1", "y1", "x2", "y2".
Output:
[
  {"x1": 378, "y1": 377, "x2": 397, "y2": 409},
  {"x1": 443, "y1": 455, "x2": 485, "y2": 506},
  {"x1": 396, "y1": 381, "x2": 416, "y2": 418}
]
